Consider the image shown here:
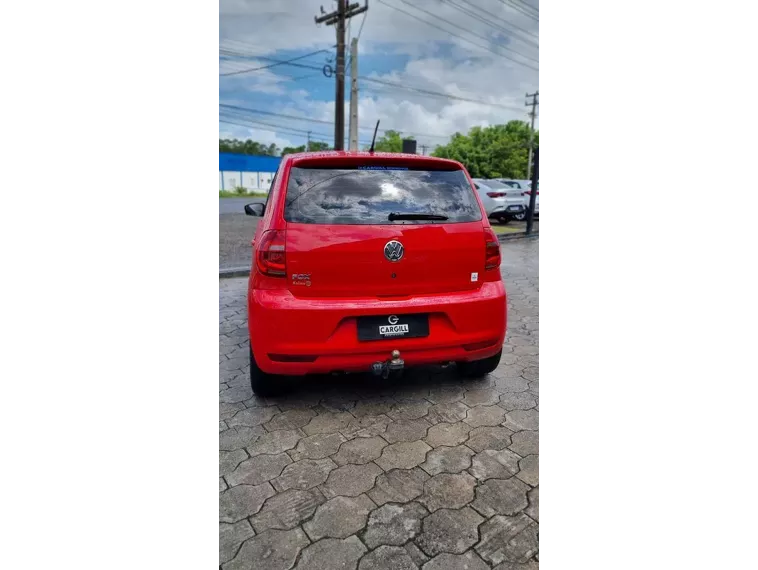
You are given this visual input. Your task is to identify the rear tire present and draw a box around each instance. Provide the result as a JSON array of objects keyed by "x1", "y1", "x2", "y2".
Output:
[
  {"x1": 457, "y1": 349, "x2": 502, "y2": 378},
  {"x1": 513, "y1": 210, "x2": 527, "y2": 221},
  {"x1": 249, "y1": 346, "x2": 283, "y2": 397}
]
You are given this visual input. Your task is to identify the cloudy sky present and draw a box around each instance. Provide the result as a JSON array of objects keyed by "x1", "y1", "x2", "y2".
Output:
[{"x1": 219, "y1": 0, "x2": 539, "y2": 153}]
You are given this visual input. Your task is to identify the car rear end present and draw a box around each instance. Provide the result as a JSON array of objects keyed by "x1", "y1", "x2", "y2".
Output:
[
  {"x1": 476, "y1": 179, "x2": 526, "y2": 221},
  {"x1": 248, "y1": 152, "x2": 506, "y2": 376}
]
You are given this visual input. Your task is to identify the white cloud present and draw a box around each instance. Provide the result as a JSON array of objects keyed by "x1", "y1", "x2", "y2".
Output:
[{"x1": 219, "y1": 0, "x2": 539, "y2": 150}]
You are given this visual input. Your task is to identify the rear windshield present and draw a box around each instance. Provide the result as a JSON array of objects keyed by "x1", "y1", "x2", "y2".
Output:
[{"x1": 284, "y1": 167, "x2": 482, "y2": 225}]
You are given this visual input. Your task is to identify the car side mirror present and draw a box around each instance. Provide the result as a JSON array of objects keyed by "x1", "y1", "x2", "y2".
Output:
[
  {"x1": 474, "y1": 184, "x2": 480, "y2": 190},
  {"x1": 244, "y1": 203, "x2": 265, "y2": 216}
]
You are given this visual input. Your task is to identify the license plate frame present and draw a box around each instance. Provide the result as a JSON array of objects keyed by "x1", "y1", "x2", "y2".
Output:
[{"x1": 357, "y1": 313, "x2": 430, "y2": 341}]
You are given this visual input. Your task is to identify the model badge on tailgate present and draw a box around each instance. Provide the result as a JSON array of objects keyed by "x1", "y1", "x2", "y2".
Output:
[{"x1": 291, "y1": 273, "x2": 311, "y2": 286}]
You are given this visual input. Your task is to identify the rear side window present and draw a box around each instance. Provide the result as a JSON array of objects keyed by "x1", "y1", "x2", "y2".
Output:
[{"x1": 284, "y1": 167, "x2": 482, "y2": 225}]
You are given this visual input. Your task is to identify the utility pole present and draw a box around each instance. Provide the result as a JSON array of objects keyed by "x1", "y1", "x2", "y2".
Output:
[
  {"x1": 315, "y1": 1, "x2": 368, "y2": 151},
  {"x1": 348, "y1": 38, "x2": 359, "y2": 150},
  {"x1": 525, "y1": 91, "x2": 539, "y2": 180},
  {"x1": 526, "y1": 146, "x2": 538, "y2": 235},
  {"x1": 420, "y1": 144, "x2": 428, "y2": 156},
  {"x1": 306, "y1": 131, "x2": 311, "y2": 152}
]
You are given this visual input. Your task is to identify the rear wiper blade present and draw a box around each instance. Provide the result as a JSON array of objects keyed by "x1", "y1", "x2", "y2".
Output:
[{"x1": 388, "y1": 212, "x2": 449, "y2": 221}]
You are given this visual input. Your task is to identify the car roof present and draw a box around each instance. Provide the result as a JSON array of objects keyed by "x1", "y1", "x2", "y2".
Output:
[{"x1": 284, "y1": 150, "x2": 464, "y2": 170}]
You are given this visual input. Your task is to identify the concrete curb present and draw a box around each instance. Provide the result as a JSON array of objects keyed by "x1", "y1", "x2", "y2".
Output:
[
  {"x1": 497, "y1": 230, "x2": 539, "y2": 243},
  {"x1": 219, "y1": 232, "x2": 538, "y2": 279},
  {"x1": 219, "y1": 267, "x2": 251, "y2": 279}
]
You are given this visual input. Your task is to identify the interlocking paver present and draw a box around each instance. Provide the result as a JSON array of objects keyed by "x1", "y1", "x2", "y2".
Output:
[
  {"x1": 426, "y1": 386, "x2": 464, "y2": 405},
  {"x1": 471, "y1": 478, "x2": 530, "y2": 517},
  {"x1": 219, "y1": 449, "x2": 248, "y2": 477},
  {"x1": 321, "y1": 462, "x2": 383, "y2": 498},
  {"x1": 303, "y1": 494, "x2": 375, "y2": 540},
  {"x1": 219, "y1": 520, "x2": 255, "y2": 565},
  {"x1": 289, "y1": 432, "x2": 346, "y2": 461},
  {"x1": 475, "y1": 513, "x2": 539, "y2": 566},
  {"x1": 420, "y1": 445, "x2": 474, "y2": 476},
  {"x1": 361, "y1": 502, "x2": 428, "y2": 548},
  {"x1": 470, "y1": 449, "x2": 521, "y2": 481},
  {"x1": 341, "y1": 414, "x2": 392, "y2": 439},
  {"x1": 424, "y1": 422, "x2": 471, "y2": 447},
  {"x1": 466, "y1": 426, "x2": 513, "y2": 453},
  {"x1": 359, "y1": 545, "x2": 418, "y2": 570},
  {"x1": 294, "y1": 536, "x2": 366, "y2": 570},
  {"x1": 383, "y1": 418, "x2": 432, "y2": 443},
  {"x1": 498, "y1": 392, "x2": 537, "y2": 411},
  {"x1": 516, "y1": 455, "x2": 539, "y2": 486},
  {"x1": 223, "y1": 528, "x2": 309, "y2": 570},
  {"x1": 368, "y1": 468, "x2": 430, "y2": 506},
  {"x1": 272, "y1": 458, "x2": 336, "y2": 492},
  {"x1": 426, "y1": 402, "x2": 470, "y2": 425},
  {"x1": 508, "y1": 430, "x2": 538, "y2": 456},
  {"x1": 387, "y1": 400, "x2": 432, "y2": 421},
  {"x1": 351, "y1": 399, "x2": 394, "y2": 418},
  {"x1": 419, "y1": 472, "x2": 476, "y2": 512},
  {"x1": 226, "y1": 453, "x2": 292, "y2": 487},
  {"x1": 219, "y1": 483, "x2": 275, "y2": 523},
  {"x1": 302, "y1": 411, "x2": 354, "y2": 435},
  {"x1": 464, "y1": 405, "x2": 506, "y2": 428},
  {"x1": 220, "y1": 426, "x2": 265, "y2": 451},
  {"x1": 220, "y1": 240, "x2": 539, "y2": 568},
  {"x1": 228, "y1": 406, "x2": 279, "y2": 428},
  {"x1": 263, "y1": 409, "x2": 317, "y2": 431},
  {"x1": 416, "y1": 507, "x2": 484, "y2": 556},
  {"x1": 376, "y1": 441, "x2": 432, "y2": 471},
  {"x1": 246, "y1": 429, "x2": 301, "y2": 456},
  {"x1": 503, "y1": 409, "x2": 539, "y2": 431},
  {"x1": 250, "y1": 488, "x2": 325, "y2": 532},
  {"x1": 525, "y1": 486, "x2": 538, "y2": 522},
  {"x1": 462, "y1": 388, "x2": 500, "y2": 407},
  {"x1": 332, "y1": 436, "x2": 387, "y2": 465},
  {"x1": 422, "y1": 551, "x2": 489, "y2": 570}
]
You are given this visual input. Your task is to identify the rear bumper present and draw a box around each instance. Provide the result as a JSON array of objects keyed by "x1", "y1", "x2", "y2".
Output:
[
  {"x1": 488, "y1": 204, "x2": 525, "y2": 218},
  {"x1": 248, "y1": 281, "x2": 507, "y2": 375}
]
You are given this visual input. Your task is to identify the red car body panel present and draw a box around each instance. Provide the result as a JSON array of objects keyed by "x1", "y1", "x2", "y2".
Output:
[{"x1": 247, "y1": 151, "x2": 507, "y2": 376}]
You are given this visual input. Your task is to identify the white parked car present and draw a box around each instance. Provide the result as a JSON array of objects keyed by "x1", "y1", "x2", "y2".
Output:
[
  {"x1": 498, "y1": 179, "x2": 538, "y2": 221},
  {"x1": 472, "y1": 179, "x2": 526, "y2": 223}
]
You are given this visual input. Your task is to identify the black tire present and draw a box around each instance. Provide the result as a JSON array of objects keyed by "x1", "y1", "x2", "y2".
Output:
[
  {"x1": 513, "y1": 210, "x2": 528, "y2": 221},
  {"x1": 249, "y1": 346, "x2": 283, "y2": 397},
  {"x1": 457, "y1": 349, "x2": 502, "y2": 378}
]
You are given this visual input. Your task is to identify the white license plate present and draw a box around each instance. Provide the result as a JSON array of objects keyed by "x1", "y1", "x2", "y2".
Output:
[
  {"x1": 508, "y1": 206, "x2": 521, "y2": 211},
  {"x1": 379, "y1": 324, "x2": 409, "y2": 336}
]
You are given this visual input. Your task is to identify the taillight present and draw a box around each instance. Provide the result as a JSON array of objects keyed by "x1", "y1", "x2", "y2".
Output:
[
  {"x1": 256, "y1": 229, "x2": 286, "y2": 277},
  {"x1": 486, "y1": 192, "x2": 507, "y2": 198},
  {"x1": 484, "y1": 228, "x2": 501, "y2": 270}
]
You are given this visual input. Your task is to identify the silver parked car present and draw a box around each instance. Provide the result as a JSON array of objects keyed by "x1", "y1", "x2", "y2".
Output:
[{"x1": 472, "y1": 179, "x2": 526, "y2": 223}]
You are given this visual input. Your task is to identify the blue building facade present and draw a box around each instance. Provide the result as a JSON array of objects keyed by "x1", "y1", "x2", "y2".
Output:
[{"x1": 219, "y1": 153, "x2": 282, "y2": 192}]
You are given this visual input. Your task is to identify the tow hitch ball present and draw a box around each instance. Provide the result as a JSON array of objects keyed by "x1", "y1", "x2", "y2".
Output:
[{"x1": 372, "y1": 350, "x2": 405, "y2": 378}]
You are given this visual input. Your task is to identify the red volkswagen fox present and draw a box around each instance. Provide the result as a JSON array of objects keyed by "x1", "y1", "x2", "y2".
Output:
[{"x1": 244, "y1": 151, "x2": 506, "y2": 395}]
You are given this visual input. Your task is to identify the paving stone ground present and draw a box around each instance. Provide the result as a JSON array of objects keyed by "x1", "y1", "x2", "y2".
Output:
[{"x1": 220, "y1": 238, "x2": 539, "y2": 568}]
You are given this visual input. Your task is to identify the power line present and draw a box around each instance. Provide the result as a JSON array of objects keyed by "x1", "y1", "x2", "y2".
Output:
[
  {"x1": 453, "y1": 0, "x2": 539, "y2": 46},
  {"x1": 356, "y1": 9, "x2": 369, "y2": 41},
  {"x1": 438, "y1": 0, "x2": 539, "y2": 56},
  {"x1": 498, "y1": 0, "x2": 539, "y2": 22},
  {"x1": 378, "y1": 0, "x2": 537, "y2": 71},
  {"x1": 219, "y1": 103, "x2": 453, "y2": 140},
  {"x1": 220, "y1": 48, "x2": 333, "y2": 77},
  {"x1": 220, "y1": 47, "x2": 529, "y2": 112},
  {"x1": 514, "y1": 0, "x2": 539, "y2": 16}
]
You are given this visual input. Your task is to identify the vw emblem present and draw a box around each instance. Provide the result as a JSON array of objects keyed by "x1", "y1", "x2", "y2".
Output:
[
  {"x1": 388, "y1": 315, "x2": 399, "y2": 325},
  {"x1": 384, "y1": 240, "x2": 404, "y2": 262}
]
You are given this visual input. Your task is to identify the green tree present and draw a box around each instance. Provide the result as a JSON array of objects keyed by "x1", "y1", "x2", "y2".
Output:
[
  {"x1": 367, "y1": 130, "x2": 414, "y2": 153},
  {"x1": 431, "y1": 121, "x2": 538, "y2": 179},
  {"x1": 218, "y1": 138, "x2": 281, "y2": 156},
  {"x1": 281, "y1": 141, "x2": 332, "y2": 156}
]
